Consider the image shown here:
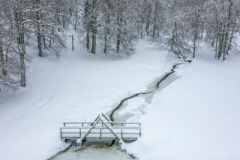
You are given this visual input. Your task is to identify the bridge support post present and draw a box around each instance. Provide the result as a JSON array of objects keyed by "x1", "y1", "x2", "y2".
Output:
[
  {"x1": 60, "y1": 128, "x2": 62, "y2": 140},
  {"x1": 79, "y1": 129, "x2": 81, "y2": 138},
  {"x1": 121, "y1": 129, "x2": 123, "y2": 139}
]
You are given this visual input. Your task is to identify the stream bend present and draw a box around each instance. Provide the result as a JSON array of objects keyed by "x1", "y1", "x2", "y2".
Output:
[{"x1": 110, "y1": 63, "x2": 182, "y2": 122}]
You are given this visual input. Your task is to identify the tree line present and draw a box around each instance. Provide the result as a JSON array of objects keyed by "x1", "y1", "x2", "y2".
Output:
[{"x1": 0, "y1": 0, "x2": 240, "y2": 90}]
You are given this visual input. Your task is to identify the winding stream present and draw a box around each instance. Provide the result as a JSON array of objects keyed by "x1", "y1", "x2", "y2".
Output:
[
  {"x1": 109, "y1": 63, "x2": 182, "y2": 122},
  {"x1": 50, "y1": 63, "x2": 183, "y2": 160}
]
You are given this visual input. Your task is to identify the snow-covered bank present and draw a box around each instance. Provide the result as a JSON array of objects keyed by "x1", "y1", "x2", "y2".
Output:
[
  {"x1": 0, "y1": 40, "x2": 175, "y2": 160},
  {"x1": 125, "y1": 46, "x2": 240, "y2": 160}
]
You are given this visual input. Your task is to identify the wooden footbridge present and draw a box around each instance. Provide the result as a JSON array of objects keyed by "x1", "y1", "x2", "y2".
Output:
[{"x1": 60, "y1": 114, "x2": 141, "y2": 146}]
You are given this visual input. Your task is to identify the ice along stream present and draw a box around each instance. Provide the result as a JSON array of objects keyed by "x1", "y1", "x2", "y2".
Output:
[{"x1": 50, "y1": 63, "x2": 182, "y2": 160}]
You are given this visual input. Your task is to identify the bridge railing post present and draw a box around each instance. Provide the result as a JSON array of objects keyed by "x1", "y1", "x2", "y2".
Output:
[
  {"x1": 121, "y1": 129, "x2": 123, "y2": 139},
  {"x1": 139, "y1": 123, "x2": 141, "y2": 136},
  {"x1": 60, "y1": 128, "x2": 63, "y2": 140},
  {"x1": 79, "y1": 129, "x2": 81, "y2": 138},
  {"x1": 121, "y1": 123, "x2": 123, "y2": 139}
]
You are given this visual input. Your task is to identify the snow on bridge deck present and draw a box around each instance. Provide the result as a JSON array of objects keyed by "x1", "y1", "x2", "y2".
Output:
[{"x1": 60, "y1": 114, "x2": 141, "y2": 145}]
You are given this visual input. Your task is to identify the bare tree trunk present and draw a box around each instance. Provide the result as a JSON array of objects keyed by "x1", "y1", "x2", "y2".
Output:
[
  {"x1": 116, "y1": 30, "x2": 121, "y2": 53},
  {"x1": 193, "y1": 35, "x2": 197, "y2": 58},
  {"x1": 192, "y1": 10, "x2": 200, "y2": 58},
  {"x1": 140, "y1": 14, "x2": 144, "y2": 38},
  {"x1": 129, "y1": 18, "x2": 132, "y2": 43},
  {"x1": 42, "y1": 27, "x2": 46, "y2": 48},
  {"x1": 146, "y1": 22, "x2": 150, "y2": 36},
  {"x1": 62, "y1": 7, "x2": 66, "y2": 29},
  {"x1": 19, "y1": 28, "x2": 26, "y2": 87},
  {"x1": 170, "y1": 22, "x2": 177, "y2": 51},
  {"x1": 91, "y1": 0, "x2": 97, "y2": 54},
  {"x1": 15, "y1": 0, "x2": 26, "y2": 87},
  {"x1": 86, "y1": 30, "x2": 90, "y2": 49},
  {"x1": 74, "y1": 11, "x2": 78, "y2": 30},
  {"x1": 84, "y1": 0, "x2": 90, "y2": 50},
  {"x1": 152, "y1": 0, "x2": 158, "y2": 39},
  {"x1": 116, "y1": 0, "x2": 121, "y2": 53},
  {"x1": 20, "y1": 46, "x2": 26, "y2": 87},
  {"x1": 36, "y1": 0, "x2": 43, "y2": 57},
  {"x1": 215, "y1": 39, "x2": 218, "y2": 59},
  {"x1": 0, "y1": 39, "x2": 6, "y2": 75},
  {"x1": 91, "y1": 30, "x2": 97, "y2": 54},
  {"x1": 69, "y1": 7, "x2": 73, "y2": 17},
  {"x1": 104, "y1": 4, "x2": 110, "y2": 54},
  {"x1": 145, "y1": 0, "x2": 151, "y2": 36},
  {"x1": 49, "y1": 26, "x2": 54, "y2": 48},
  {"x1": 226, "y1": 22, "x2": 236, "y2": 54},
  {"x1": 223, "y1": 0, "x2": 233, "y2": 61},
  {"x1": 72, "y1": 34, "x2": 74, "y2": 51},
  {"x1": 217, "y1": 21, "x2": 224, "y2": 60},
  {"x1": 218, "y1": 34, "x2": 223, "y2": 60}
]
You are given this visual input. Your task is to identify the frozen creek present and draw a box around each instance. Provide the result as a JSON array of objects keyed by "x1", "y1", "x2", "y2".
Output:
[{"x1": 50, "y1": 64, "x2": 182, "y2": 160}]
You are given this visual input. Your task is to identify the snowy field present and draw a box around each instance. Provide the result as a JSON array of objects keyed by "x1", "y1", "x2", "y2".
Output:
[
  {"x1": 0, "y1": 40, "x2": 175, "y2": 160},
  {"x1": 125, "y1": 45, "x2": 240, "y2": 160},
  {"x1": 1, "y1": 38, "x2": 240, "y2": 160}
]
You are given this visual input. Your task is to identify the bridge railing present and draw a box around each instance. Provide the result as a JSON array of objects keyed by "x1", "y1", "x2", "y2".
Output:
[
  {"x1": 63, "y1": 122, "x2": 141, "y2": 127},
  {"x1": 60, "y1": 123, "x2": 141, "y2": 140}
]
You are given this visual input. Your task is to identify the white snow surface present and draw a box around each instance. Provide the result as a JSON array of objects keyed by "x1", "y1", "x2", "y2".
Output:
[
  {"x1": 1, "y1": 37, "x2": 240, "y2": 160},
  {"x1": 125, "y1": 45, "x2": 240, "y2": 160},
  {"x1": 0, "y1": 40, "x2": 174, "y2": 160}
]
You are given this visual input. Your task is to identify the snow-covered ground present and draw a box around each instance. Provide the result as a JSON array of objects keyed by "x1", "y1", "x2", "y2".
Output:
[
  {"x1": 0, "y1": 40, "x2": 175, "y2": 160},
  {"x1": 1, "y1": 36, "x2": 240, "y2": 160},
  {"x1": 125, "y1": 45, "x2": 240, "y2": 160}
]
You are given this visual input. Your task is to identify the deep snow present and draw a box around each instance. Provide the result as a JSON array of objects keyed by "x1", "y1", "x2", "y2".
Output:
[
  {"x1": 0, "y1": 40, "x2": 175, "y2": 160},
  {"x1": 124, "y1": 45, "x2": 240, "y2": 160},
  {"x1": 1, "y1": 37, "x2": 240, "y2": 160}
]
